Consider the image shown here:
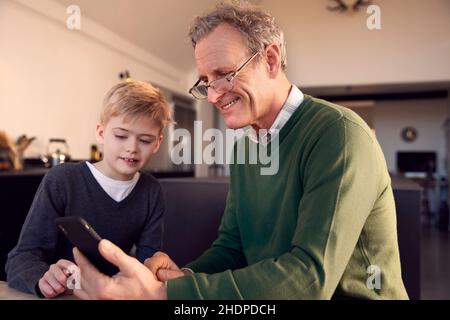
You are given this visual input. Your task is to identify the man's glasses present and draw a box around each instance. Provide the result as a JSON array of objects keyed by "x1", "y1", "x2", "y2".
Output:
[{"x1": 188, "y1": 51, "x2": 259, "y2": 100}]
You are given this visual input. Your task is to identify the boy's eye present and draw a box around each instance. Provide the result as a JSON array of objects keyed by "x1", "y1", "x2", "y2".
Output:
[
  {"x1": 140, "y1": 139, "x2": 153, "y2": 145},
  {"x1": 115, "y1": 135, "x2": 127, "y2": 140}
]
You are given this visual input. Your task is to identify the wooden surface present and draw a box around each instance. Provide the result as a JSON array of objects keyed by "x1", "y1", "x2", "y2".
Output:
[{"x1": 0, "y1": 281, "x2": 77, "y2": 300}]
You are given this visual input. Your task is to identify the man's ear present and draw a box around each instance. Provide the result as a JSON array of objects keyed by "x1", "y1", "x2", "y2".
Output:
[
  {"x1": 265, "y1": 44, "x2": 282, "y2": 78},
  {"x1": 95, "y1": 123, "x2": 105, "y2": 144},
  {"x1": 152, "y1": 135, "x2": 163, "y2": 154}
]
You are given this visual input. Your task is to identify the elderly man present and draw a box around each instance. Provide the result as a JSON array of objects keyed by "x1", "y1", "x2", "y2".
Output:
[{"x1": 73, "y1": 1, "x2": 408, "y2": 300}]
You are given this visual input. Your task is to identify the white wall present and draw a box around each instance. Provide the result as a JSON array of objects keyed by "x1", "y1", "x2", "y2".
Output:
[
  {"x1": 262, "y1": 0, "x2": 450, "y2": 87},
  {"x1": 0, "y1": 0, "x2": 191, "y2": 160},
  {"x1": 2, "y1": 0, "x2": 449, "y2": 173},
  {"x1": 374, "y1": 98, "x2": 449, "y2": 177}
]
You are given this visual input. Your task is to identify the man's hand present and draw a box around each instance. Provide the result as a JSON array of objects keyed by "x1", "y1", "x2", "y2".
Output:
[
  {"x1": 38, "y1": 259, "x2": 76, "y2": 298},
  {"x1": 73, "y1": 239, "x2": 167, "y2": 300},
  {"x1": 144, "y1": 251, "x2": 191, "y2": 282}
]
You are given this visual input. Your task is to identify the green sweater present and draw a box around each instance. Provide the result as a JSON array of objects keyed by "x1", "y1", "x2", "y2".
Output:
[{"x1": 168, "y1": 95, "x2": 408, "y2": 300}]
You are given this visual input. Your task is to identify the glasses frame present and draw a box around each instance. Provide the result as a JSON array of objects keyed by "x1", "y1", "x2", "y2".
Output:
[{"x1": 188, "y1": 51, "x2": 260, "y2": 100}]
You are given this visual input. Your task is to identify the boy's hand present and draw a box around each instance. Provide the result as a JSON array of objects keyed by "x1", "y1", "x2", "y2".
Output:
[{"x1": 38, "y1": 259, "x2": 76, "y2": 298}]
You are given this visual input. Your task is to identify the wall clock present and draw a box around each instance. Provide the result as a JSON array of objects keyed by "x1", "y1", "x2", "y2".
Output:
[{"x1": 401, "y1": 127, "x2": 417, "y2": 143}]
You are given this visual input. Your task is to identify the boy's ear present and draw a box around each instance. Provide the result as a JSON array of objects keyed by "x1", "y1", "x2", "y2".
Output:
[
  {"x1": 95, "y1": 123, "x2": 105, "y2": 144},
  {"x1": 152, "y1": 135, "x2": 163, "y2": 154}
]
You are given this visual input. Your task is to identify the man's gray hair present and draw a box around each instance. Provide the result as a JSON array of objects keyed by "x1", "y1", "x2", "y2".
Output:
[{"x1": 188, "y1": 1, "x2": 287, "y2": 71}]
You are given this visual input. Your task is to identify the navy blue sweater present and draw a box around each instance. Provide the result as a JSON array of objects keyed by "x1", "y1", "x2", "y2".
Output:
[{"x1": 5, "y1": 162, "x2": 164, "y2": 295}]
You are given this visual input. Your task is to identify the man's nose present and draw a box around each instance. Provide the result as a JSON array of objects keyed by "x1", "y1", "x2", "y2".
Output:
[{"x1": 207, "y1": 88, "x2": 224, "y2": 105}]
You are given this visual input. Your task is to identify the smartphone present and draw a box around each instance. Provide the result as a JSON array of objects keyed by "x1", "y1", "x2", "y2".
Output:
[{"x1": 55, "y1": 216, "x2": 119, "y2": 276}]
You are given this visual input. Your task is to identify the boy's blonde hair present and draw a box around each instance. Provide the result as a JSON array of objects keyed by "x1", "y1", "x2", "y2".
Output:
[{"x1": 101, "y1": 81, "x2": 173, "y2": 132}]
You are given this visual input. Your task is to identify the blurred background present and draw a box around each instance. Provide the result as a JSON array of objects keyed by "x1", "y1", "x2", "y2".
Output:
[{"x1": 0, "y1": 0, "x2": 449, "y2": 299}]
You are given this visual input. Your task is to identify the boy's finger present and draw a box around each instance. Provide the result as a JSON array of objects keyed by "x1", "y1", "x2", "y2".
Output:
[
  {"x1": 49, "y1": 264, "x2": 69, "y2": 284},
  {"x1": 39, "y1": 279, "x2": 56, "y2": 298},
  {"x1": 46, "y1": 272, "x2": 65, "y2": 293},
  {"x1": 57, "y1": 259, "x2": 77, "y2": 272}
]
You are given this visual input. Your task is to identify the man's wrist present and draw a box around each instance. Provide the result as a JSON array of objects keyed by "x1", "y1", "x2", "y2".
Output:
[{"x1": 161, "y1": 268, "x2": 192, "y2": 299}]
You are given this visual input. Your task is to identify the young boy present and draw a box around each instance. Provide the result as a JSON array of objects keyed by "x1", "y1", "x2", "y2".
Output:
[{"x1": 5, "y1": 81, "x2": 173, "y2": 298}]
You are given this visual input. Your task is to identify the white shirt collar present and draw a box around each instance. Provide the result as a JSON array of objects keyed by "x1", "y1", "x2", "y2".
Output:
[{"x1": 247, "y1": 85, "x2": 304, "y2": 144}]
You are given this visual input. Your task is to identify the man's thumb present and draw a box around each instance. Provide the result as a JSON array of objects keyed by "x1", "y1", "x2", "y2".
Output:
[{"x1": 99, "y1": 239, "x2": 133, "y2": 272}]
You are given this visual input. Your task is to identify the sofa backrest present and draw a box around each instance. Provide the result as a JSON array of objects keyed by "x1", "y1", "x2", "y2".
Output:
[{"x1": 159, "y1": 178, "x2": 229, "y2": 267}]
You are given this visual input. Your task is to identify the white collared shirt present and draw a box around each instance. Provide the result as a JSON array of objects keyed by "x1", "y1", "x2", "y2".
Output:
[{"x1": 247, "y1": 85, "x2": 304, "y2": 144}]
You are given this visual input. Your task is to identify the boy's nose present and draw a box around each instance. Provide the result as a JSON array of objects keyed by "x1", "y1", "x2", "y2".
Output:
[{"x1": 126, "y1": 139, "x2": 138, "y2": 153}]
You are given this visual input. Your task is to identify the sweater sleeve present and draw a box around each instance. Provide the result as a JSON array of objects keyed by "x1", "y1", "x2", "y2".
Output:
[
  {"x1": 135, "y1": 183, "x2": 164, "y2": 263},
  {"x1": 5, "y1": 170, "x2": 65, "y2": 295},
  {"x1": 167, "y1": 119, "x2": 381, "y2": 299}
]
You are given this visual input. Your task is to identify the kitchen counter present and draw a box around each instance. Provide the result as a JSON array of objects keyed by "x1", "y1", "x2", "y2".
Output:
[{"x1": 0, "y1": 168, "x2": 49, "y2": 177}]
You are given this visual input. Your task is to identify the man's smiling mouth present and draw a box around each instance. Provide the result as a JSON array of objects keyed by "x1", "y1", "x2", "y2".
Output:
[{"x1": 221, "y1": 97, "x2": 240, "y2": 110}]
